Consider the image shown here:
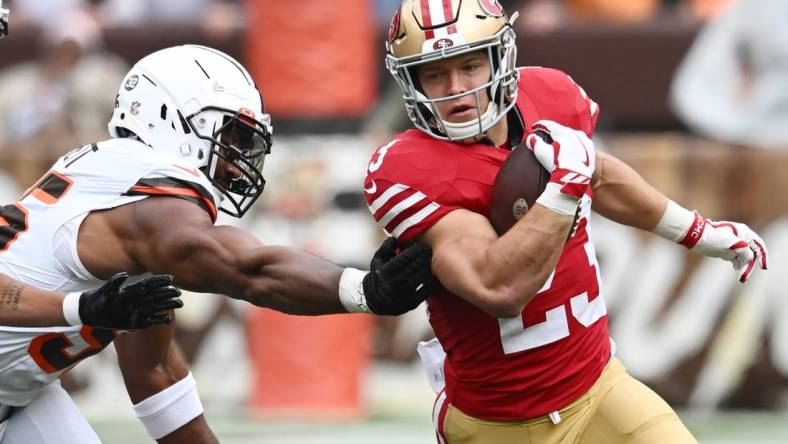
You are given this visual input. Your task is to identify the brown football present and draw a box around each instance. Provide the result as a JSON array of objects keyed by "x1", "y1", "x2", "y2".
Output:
[{"x1": 489, "y1": 137, "x2": 550, "y2": 235}]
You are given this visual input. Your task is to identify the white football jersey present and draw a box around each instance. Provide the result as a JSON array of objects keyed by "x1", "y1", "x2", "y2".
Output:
[{"x1": 0, "y1": 137, "x2": 220, "y2": 406}]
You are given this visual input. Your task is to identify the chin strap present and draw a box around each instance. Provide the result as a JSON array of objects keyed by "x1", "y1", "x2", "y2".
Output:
[{"x1": 439, "y1": 101, "x2": 499, "y2": 141}]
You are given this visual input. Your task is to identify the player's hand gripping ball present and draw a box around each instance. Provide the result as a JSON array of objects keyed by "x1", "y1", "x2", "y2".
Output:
[{"x1": 489, "y1": 132, "x2": 551, "y2": 234}]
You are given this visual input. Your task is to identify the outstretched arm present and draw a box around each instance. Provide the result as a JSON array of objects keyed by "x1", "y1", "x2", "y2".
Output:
[
  {"x1": 589, "y1": 151, "x2": 668, "y2": 231},
  {"x1": 591, "y1": 151, "x2": 768, "y2": 281},
  {"x1": 106, "y1": 197, "x2": 433, "y2": 316},
  {"x1": 132, "y1": 200, "x2": 346, "y2": 314}
]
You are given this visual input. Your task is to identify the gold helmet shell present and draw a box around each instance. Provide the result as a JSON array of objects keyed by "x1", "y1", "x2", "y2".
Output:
[{"x1": 385, "y1": 0, "x2": 519, "y2": 141}]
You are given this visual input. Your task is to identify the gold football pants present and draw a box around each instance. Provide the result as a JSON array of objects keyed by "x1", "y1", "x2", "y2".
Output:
[{"x1": 436, "y1": 358, "x2": 697, "y2": 444}]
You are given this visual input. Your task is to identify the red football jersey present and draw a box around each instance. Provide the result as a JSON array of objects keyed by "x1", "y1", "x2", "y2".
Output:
[{"x1": 364, "y1": 67, "x2": 610, "y2": 420}]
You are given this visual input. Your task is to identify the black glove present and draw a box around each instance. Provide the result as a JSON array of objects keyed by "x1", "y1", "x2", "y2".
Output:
[
  {"x1": 363, "y1": 237, "x2": 438, "y2": 315},
  {"x1": 79, "y1": 273, "x2": 183, "y2": 329}
]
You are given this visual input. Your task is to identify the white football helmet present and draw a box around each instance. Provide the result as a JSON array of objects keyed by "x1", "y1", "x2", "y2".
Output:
[
  {"x1": 108, "y1": 45, "x2": 272, "y2": 218},
  {"x1": 386, "y1": 0, "x2": 519, "y2": 141}
]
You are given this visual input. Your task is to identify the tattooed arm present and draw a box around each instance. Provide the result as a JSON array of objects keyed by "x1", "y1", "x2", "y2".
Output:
[
  {"x1": 0, "y1": 273, "x2": 182, "y2": 329},
  {"x1": 0, "y1": 274, "x2": 67, "y2": 327}
]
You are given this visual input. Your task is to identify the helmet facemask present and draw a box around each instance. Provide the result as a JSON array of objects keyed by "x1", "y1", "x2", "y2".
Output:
[
  {"x1": 185, "y1": 106, "x2": 272, "y2": 218},
  {"x1": 387, "y1": 25, "x2": 518, "y2": 142},
  {"x1": 108, "y1": 45, "x2": 272, "y2": 219}
]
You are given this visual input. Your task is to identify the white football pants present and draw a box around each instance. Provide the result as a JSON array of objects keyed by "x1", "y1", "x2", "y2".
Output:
[{"x1": 1, "y1": 381, "x2": 101, "y2": 444}]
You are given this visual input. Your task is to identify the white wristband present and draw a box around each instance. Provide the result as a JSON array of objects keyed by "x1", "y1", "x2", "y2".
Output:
[
  {"x1": 652, "y1": 200, "x2": 695, "y2": 243},
  {"x1": 536, "y1": 183, "x2": 581, "y2": 216},
  {"x1": 62, "y1": 292, "x2": 83, "y2": 326},
  {"x1": 133, "y1": 372, "x2": 204, "y2": 440},
  {"x1": 338, "y1": 268, "x2": 370, "y2": 313}
]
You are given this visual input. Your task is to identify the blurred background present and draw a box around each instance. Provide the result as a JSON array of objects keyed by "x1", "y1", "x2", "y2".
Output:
[{"x1": 1, "y1": 0, "x2": 788, "y2": 442}]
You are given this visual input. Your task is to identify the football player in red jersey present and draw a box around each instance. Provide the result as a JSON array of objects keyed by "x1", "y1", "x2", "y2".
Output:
[{"x1": 365, "y1": 1, "x2": 768, "y2": 443}]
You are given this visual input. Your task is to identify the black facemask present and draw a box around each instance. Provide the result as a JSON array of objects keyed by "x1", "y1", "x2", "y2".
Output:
[{"x1": 186, "y1": 106, "x2": 272, "y2": 218}]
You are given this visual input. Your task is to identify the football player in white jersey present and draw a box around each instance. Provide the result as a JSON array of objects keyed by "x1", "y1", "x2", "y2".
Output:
[
  {"x1": 0, "y1": 45, "x2": 435, "y2": 444},
  {"x1": 0, "y1": 272, "x2": 181, "y2": 329}
]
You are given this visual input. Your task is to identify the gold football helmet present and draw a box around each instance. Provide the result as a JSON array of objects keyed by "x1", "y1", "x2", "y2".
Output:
[{"x1": 386, "y1": 0, "x2": 519, "y2": 141}]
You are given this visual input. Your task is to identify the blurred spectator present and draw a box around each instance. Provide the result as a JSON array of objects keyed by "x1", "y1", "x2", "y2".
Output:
[
  {"x1": 0, "y1": 1, "x2": 8, "y2": 38},
  {"x1": 509, "y1": 0, "x2": 659, "y2": 35},
  {"x1": 670, "y1": 0, "x2": 788, "y2": 149},
  {"x1": 0, "y1": 5, "x2": 126, "y2": 158},
  {"x1": 514, "y1": 0, "x2": 567, "y2": 35},
  {"x1": 682, "y1": 0, "x2": 731, "y2": 20},
  {"x1": 509, "y1": 0, "x2": 729, "y2": 35},
  {"x1": 100, "y1": 0, "x2": 243, "y2": 39},
  {"x1": 4, "y1": 0, "x2": 82, "y2": 28},
  {"x1": 567, "y1": 0, "x2": 660, "y2": 23}
]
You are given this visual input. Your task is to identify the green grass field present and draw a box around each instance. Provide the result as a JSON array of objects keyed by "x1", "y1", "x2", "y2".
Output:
[
  {"x1": 74, "y1": 355, "x2": 788, "y2": 443},
  {"x1": 89, "y1": 410, "x2": 788, "y2": 444}
]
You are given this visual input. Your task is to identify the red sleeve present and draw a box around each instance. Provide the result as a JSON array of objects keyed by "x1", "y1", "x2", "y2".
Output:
[
  {"x1": 363, "y1": 136, "x2": 461, "y2": 243},
  {"x1": 566, "y1": 74, "x2": 600, "y2": 138},
  {"x1": 518, "y1": 67, "x2": 600, "y2": 138}
]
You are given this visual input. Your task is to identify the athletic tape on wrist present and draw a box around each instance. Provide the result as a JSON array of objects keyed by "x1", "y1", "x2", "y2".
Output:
[
  {"x1": 678, "y1": 212, "x2": 707, "y2": 249},
  {"x1": 652, "y1": 200, "x2": 700, "y2": 246},
  {"x1": 63, "y1": 292, "x2": 83, "y2": 326},
  {"x1": 338, "y1": 268, "x2": 370, "y2": 313},
  {"x1": 536, "y1": 183, "x2": 581, "y2": 216},
  {"x1": 133, "y1": 372, "x2": 204, "y2": 440}
]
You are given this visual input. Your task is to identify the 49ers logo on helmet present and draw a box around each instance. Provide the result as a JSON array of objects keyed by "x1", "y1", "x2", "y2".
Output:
[
  {"x1": 433, "y1": 38, "x2": 454, "y2": 50},
  {"x1": 388, "y1": 8, "x2": 401, "y2": 43},
  {"x1": 478, "y1": 0, "x2": 504, "y2": 17}
]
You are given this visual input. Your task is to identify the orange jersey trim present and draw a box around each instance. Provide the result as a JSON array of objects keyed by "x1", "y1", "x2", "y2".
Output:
[{"x1": 129, "y1": 184, "x2": 218, "y2": 222}]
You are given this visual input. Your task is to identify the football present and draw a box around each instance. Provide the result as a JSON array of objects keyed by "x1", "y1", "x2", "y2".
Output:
[{"x1": 489, "y1": 135, "x2": 550, "y2": 235}]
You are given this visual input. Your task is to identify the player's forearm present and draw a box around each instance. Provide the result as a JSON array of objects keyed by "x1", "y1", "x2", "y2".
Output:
[
  {"x1": 431, "y1": 207, "x2": 572, "y2": 318},
  {"x1": 146, "y1": 223, "x2": 346, "y2": 314},
  {"x1": 484, "y1": 205, "x2": 572, "y2": 315},
  {"x1": 154, "y1": 232, "x2": 346, "y2": 314},
  {"x1": 591, "y1": 151, "x2": 668, "y2": 231},
  {"x1": 116, "y1": 326, "x2": 219, "y2": 444},
  {"x1": 237, "y1": 246, "x2": 347, "y2": 315},
  {"x1": 116, "y1": 324, "x2": 185, "y2": 401},
  {"x1": 0, "y1": 274, "x2": 68, "y2": 327}
]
